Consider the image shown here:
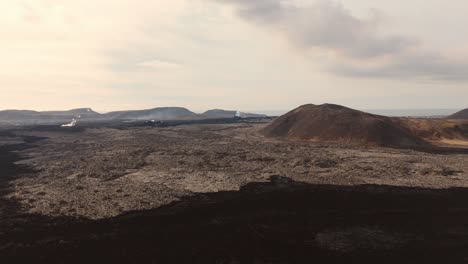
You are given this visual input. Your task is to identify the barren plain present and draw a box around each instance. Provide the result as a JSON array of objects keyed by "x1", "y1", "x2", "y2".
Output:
[{"x1": 1, "y1": 120, "x2": 468, "y2": 263}]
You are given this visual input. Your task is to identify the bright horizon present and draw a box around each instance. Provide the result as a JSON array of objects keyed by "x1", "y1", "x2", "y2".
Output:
[{"x1": 2, "y1": 0, "x2": 468, "y2": 112}]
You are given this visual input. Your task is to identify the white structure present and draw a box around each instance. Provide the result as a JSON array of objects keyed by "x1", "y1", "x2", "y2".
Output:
[{"x1": 61, "y1": 119, "x2": 77, "y2": 127}]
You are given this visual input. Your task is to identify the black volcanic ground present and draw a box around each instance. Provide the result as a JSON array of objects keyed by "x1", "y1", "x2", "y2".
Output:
[{"x1": 4, "y1": 175, "x2": 468, "y2": 263}]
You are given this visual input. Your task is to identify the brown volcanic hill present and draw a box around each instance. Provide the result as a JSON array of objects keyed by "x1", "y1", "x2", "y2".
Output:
[
  {"x1": 261, "y1": 104, "x2": 427, "y2": 147},
  {"x1": 447, "y1": 108, "x2": 468, "y2": 119},
  {"x1": 398, "y1": 118, "x2": 468, "y2": 147}
]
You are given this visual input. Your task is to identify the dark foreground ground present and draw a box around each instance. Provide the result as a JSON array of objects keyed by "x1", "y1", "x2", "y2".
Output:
[
  {"x1": 3, "y1": 175, "x2": 468, "y2": 263},
  {"x1": 1, "y1": 122, "x2": 468, "y2": 263}
]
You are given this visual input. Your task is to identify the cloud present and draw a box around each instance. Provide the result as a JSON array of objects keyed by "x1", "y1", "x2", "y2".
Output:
[
  {"x1": 213, "y1": 0, "x2": 468, "y2": 81},
  {"x1": 215, "y1": 0, "x2": 415, "y2": 58},
  {"x1": 332, "y1": 52, "x2": 468, "y2": 81}
]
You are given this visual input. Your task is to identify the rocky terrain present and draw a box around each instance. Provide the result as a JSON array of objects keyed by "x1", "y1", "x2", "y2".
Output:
[
  {"x1": 1, "y1": 119, "x2": 468, "y2": 262},
  {"x1": 3, "y1": 122, "x2": 468, "y2": 219},
  {"x1": 399, "y1": 118, "x2": 468, "y2": 146}
]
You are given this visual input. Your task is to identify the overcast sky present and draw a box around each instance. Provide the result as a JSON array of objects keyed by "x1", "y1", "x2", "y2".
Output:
[{"x1": 1, "y1": 0, "x2": 467, "y2": 112}]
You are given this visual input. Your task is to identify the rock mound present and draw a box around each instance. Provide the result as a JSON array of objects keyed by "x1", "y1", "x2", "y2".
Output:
[
  {"x1": 447, "y1": 109, "x2": 468, "y2": 119},
  {"x1": 261, "y1": 104, "x2": 427, "y2": 147}
]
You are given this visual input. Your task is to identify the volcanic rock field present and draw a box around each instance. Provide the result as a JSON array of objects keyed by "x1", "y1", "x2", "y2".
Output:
[{"x1": 1, "y1": 108, "x2": 468, "y2": 263}]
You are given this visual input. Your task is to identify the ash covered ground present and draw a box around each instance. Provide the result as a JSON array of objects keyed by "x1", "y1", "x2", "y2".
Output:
[{"x1": 1, "y1": 120, "x2": 468, "y2": 263}]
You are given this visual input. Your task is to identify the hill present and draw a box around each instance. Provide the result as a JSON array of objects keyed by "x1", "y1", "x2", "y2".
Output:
[
  {"x1": 202, "y1": 109, "x2": 267, "y2": 119},
  {"x1": 398, "y1": 118, "x2": 468, "y2": 147},
  {"x1": 447, "y1": 109, "x2": 468, "y2": 119},
  {"x1": 103, "y1": 107, "x2": 196, "y2": 120},
  {"x1": 0, "y1": 106, "x2": 268, "y2": 125},
  {"x1": 43, "y1": 108, "x2": 99, "y2": 117},
  {"x1": 0, "y1": 110, "x2": 40, "y2": 121},
  {"x1": 0, "y1": 108, "x2": 99, "y2": 124},
  {"x1": 261, "y1": 104, "x2": 427, "y2": 147}
]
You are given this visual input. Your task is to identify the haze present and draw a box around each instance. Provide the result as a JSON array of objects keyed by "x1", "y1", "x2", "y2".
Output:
[{"x1": 1, "y1": 0, "x2": 468, "y2": 112}]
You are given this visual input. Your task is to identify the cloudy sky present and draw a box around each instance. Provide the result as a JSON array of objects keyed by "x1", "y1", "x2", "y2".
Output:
[{"x1": 1, "y1": 0, "x2": 467, "y2": 112}]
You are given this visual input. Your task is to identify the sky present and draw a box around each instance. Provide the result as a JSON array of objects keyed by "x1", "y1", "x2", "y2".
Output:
[{"x1": 1, "y1": 0, "x2": 468, "y2": 113}]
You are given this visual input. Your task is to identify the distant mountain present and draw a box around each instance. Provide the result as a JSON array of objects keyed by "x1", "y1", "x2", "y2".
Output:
[
  {"x1": 43, "y1": 108, "x2": 99, "y2": 116},
  {"x1": 0, "y1": 106, "x2": 268, "y2": 125},
  {"x1": 202, "y1": 109, "x2": 267, "y2": 119},
  {"x1": 0, "y1": 108, "x2": 99, "y2": 124},
  {"x1": 0, "y1": 110, "x2": 40, "y2": 121},
  {"x1": 103, "y1": 107, "x2": 196, "y2": 120},
  {"x1": 447, "y1": 108, "x2": 468, "y2": 119},
  {"x1": 262, "y1": 104, "x2": 427, "y2": 148}
]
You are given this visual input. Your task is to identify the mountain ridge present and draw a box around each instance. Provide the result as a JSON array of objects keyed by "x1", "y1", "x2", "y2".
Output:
[{"x1": 0, "y1": 107, "x2": 267, "y2": 125}]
